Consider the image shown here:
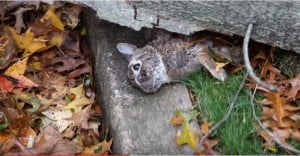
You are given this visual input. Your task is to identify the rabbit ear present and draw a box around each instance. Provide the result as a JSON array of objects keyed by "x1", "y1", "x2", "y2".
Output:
[{"x1": 116, "y1": 43, "x2": 137, "y2": 56}]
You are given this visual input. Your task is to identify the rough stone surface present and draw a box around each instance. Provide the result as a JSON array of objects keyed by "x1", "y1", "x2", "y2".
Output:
[
  {"x1": 84, "y1": 9, "x2": 199, "y2": 154},
  {"x1": 80, "y1": 1, "x2": 300, "y2": 54}
]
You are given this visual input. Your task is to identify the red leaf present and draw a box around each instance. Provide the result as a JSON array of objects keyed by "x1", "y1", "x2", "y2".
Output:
[{"x1": 0, "y1": 75, "x2": 17, "y2": 93}]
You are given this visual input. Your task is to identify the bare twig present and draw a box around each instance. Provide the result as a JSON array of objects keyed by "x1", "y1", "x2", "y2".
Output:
[
  {"x1": 250, "y1": 87, "x2": 300, "y2": 154},
  {"x1": 197, "y1": 72, "x2": 248, "y2": 150},
  {"x1": 243, "y1": 23, "x2": 278, "y2": 92}
]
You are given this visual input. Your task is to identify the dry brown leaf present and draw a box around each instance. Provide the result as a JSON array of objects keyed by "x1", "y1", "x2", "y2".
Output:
[
  {"x1": 194, "y1": 138, "x2": 220, "y2": 155},
  {"x1": 200, "y1": 120, "x2": 212, "y2": 135},
  {"x1": 33, "y1": 126, "x2": 62, "y2": 154},
  {"x1": 71, "y1": 104, "x2": 92, "y2": 129},
  {"x1": 52, "y1": 139, "x2": 83, "y2": 154},
  {"x1": 170, "y1": 114, "x2": 184, "y2": 126},
  {"x1": 282, "y1": 74, "x2": 300, "y2": 101}
]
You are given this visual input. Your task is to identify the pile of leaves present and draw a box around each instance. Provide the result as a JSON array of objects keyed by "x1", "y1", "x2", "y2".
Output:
[
  {"x1": 0, "y1": 2, "x2": 111, "y2": 155},
  {"x1": 247, "y1": 48, "x2": 300, "y2": 153},
  {"x1": 170, "y1": 33, "x2": 300, "y2": 154}
]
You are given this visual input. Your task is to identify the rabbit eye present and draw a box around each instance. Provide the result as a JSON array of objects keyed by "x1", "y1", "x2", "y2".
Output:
[{"x1": 132, "y1": 63, "x2": 140, "y2": 71}]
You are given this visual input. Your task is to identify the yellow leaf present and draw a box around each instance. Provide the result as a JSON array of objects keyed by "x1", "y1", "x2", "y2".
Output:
[
  {"x1": 266, "y1": 145, "x2": 278, "y2": 153},
  {"x1": 40, "y1": 10, "x2": 64, "y2": 31},
  {"x1": 175, "y1": 121, "x2": 199, "y2": 149},
  {"x1": 64, "y1": 84, "x2": 92, "y2": 113},
  {"x1": 216, "y1": 61, "x2": 229, "y2": 72},
  {"x1": 4, "y1": 57, "x2": 28, "y2": 76},
  {"x1": 8, "y1": 27, "x2": 46, "y2": 57},
  {"x1": 4, "y1": 57, "x2": 38, "y2": 89},
  {"x1": 29, "y1": 61, "x2": 42, "y2": 71},
  {"x1": 49, "y1": 32, "x2": 63, "y2": 47}
]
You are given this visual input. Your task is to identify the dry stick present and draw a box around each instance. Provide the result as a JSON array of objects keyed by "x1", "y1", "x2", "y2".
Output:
[
  {"x1": 197, "y1": 73, "x2": 247, "y2": 150},
  {"x1": 250, "y1": 88, "x2": 300, "y2": 154},
  {"x1": 243, "y1": 23, "x2": 278, "y2": 92}
]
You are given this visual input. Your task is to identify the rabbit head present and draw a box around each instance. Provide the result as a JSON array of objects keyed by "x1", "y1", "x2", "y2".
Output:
[{"x1": 117, "y1": 43, "x2": 170, "y2": 93}]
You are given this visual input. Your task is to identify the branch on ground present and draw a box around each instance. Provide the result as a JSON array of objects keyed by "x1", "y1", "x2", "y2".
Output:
[{"x1": 243, "y1": 23, "x2": 279, "y2": 92}]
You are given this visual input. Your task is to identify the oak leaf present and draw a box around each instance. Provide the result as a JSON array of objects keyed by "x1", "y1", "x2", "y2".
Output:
[
  {"x1": 83, "y1": 139, "x2": 112, "y2": 154},
  {"x1": 71, "y1": 104, "x2": 91, "y2": 130},
  {"x1": 42, "y1": 110, "x2": 74, "y2": 132}
]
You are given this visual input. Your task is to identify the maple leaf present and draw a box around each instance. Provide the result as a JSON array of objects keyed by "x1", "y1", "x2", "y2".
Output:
[
  {"x1": 40, "y1": 9, "x2": 64, "y2": 31},
  {"x1": 175, "y1": 121, "x2": 199, "y2": 149},
  {"x1": 64, "y1": 84, "x2": 92, "y2": 113},
  {"x1": 8, "y1": 27, "x2": 46, "y2": 57},
  {"x1": 3, "y1": 57, "x2": 37, "y2": 91}
]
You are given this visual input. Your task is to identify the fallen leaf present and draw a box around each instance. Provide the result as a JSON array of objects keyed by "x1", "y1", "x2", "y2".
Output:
[
  {"x1": 4, "y1": 57, "x2": 28, "y2": 76},
  {"x1": 83, "y1": 139, "x2": 112, "y2": 154},
  {"x1": 200, "y1": 120, "x2": 212, "y2": 135},
  {"x1": 0, "y1": 75, "x2": 16, "y2": 93},
  {"x1": 170, "y1": 113, "x2": 184, "y2": 126},
  {"x1": 282, "y1": 74, "x2": 300, "y2": 101},
  {"x1": 0, "y1": 26, "x2": 15, "y2": 69},
  {"x1": 49, "y1": 32, "x2": 63, "y2": 47},
  {"x1": 64, "y1": 84, "x2": 92, "y2": 113},
  {"x1": 175, "y1": 121, "x2": 199, "y2": 149},
  {"x1": 8, "y1": 27, "x2": 46, "y2": 57},
  {"x1": 216, "y1": 61, "x2": 229, "y2": 72},
  {"x1": 273, "y1": 92, "x2": 284, "y2": 124},
  {"x1": 15, "y1": 93, "x2": 40, "y2": 113},
  {"x1": 71, "y1": 104, "x2": 91, "y2": 129},
  {"x1": 4, "y1": 56, "x2": 37, "y2": 90},
  {"x1": 42, "y1": 110, "x2": 74, "y2": 132},
  {"x1": 33, "y1": 126, "x2": 62, "y2": 154},
  {"x1": 40, "y1": 9, "x2": 64, "y2": 31},
  {"x1": 195, "y1": 138, "x2": 220, "y2": 155},
  {"x1": 52, "y1": 139, "x2": 83, "y2": 154}
]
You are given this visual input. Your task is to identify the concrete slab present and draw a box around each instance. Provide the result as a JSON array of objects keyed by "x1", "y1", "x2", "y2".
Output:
[
  {"x1": 80, "y1": 1, "x2": 300, "y2": 54},
  {"x1": 84, "y1": 9, "x2": 199, "y2": 154}
]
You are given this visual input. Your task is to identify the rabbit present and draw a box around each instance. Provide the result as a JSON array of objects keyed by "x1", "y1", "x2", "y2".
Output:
[{"x1": 116, "y1": 32, "x2": 241, "y2": 93}]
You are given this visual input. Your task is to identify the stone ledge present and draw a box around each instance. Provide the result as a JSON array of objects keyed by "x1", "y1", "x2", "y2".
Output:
[
  {"x1": 80, "y1": 1, "x2": 300, "y2": 54},
  {"x1": 84, "y1": 9, "x2": 199, "y2": 154}
]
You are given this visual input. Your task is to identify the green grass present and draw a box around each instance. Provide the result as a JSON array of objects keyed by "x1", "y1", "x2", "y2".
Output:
[{"x1": 185, "y1": 70, "x2": 266, "y2": 154}]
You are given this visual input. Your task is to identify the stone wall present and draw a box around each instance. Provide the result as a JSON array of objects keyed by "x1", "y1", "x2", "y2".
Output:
[{"x1": 81, "y1": 1, "x2": 300, "y2": 54}]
